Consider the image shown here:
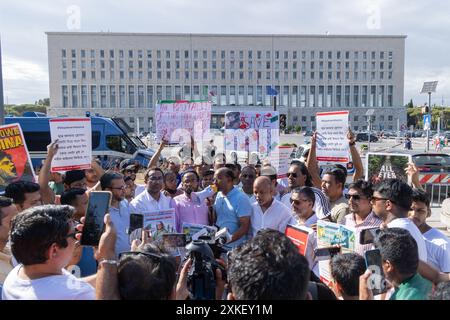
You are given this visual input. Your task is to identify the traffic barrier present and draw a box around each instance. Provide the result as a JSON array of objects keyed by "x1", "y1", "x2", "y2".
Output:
[{"x1": 424, "y1": 183, "x2": 450, "y2": 208}]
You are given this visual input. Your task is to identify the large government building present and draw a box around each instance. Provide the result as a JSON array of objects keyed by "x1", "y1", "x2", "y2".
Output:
[{"x1": 47, "y1": 32, "x2": 407, "y2": 133}]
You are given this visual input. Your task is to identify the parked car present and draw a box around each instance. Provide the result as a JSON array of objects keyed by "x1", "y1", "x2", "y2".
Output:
[
  {"x1": 356, "y1": 133, "x2": 378, "y2": 142},
  {"x1": 412, "y1": 153, "x2": 450, "y2": 174}
]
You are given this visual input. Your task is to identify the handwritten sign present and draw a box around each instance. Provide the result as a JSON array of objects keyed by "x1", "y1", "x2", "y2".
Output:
[
  {"x1": 155, "y1": 100, "x2": 211, "y2": 144},
  {"x1": 0, "y1": 123, "x2": 35, "y2": 192},
  {"x1": 316, "y1": 111, "x2": 349, "y2": 164},
  {"x1": 270, "y1": 146, "x2": 294, "y2": 178},
  {"x1": 49, "y1": 118, "x2": 92, "y2": 172},
  {"x1": 224, "y1": 111, "x2": 279, "y2": 161}
]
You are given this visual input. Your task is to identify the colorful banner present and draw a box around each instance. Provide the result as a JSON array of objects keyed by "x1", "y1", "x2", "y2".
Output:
[
  {"x1": 316, "y1": 220, "x2": 356, "y2": 286},
  {"x1": 155, "y1": 100, "x2": 211, "y2": 144},
  {"x1": 285, "y1": 224, "x2": 313, "y2": 256},
  {"x1": 49, "y1": 118, "x2": 92, "y2": 172},
  {"x1": 270, "y1": 146, "x2": 294, "y2": 178},
  {"x1": 366, "y1": 153, "x2": 412, "y2": 184},
  {"x1": 316, "y1": 111, "x2": 350, "y2": 164},
  {"x1": 224, "y1": 111, "x2": 279, "y2": 161},
  {"x1": 142, "y1": 208, "x2": 176, "y2": 241},
  {"x1": 0, "y1": 123, "x2": 35, "y2": 193},
  {"x1": 182, "y1": 222, "x2": 218, "y2": 241}
]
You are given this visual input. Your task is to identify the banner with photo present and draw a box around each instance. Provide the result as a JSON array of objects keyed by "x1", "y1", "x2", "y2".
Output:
[
  {"x1": 142, "y1": 209, "x2": 176, "y2": 241},
  {"x1": 366, "y1": 153, "x2": 412, "y2": 184},
  {"x1": 224, "y1": 111, "x2": 279, "y2": 162},
  {"x1": 0, "y1": 123, "x2": 35, "y2": 193}
]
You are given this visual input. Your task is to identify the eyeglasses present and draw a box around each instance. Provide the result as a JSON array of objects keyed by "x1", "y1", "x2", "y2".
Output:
[
  {"x1": 287, "y1": 172, "x2": 298, "y2": 178},
  {"x1": 148, "y1": 176, "x2": 164, "y2": 181},
  {"x1": 110, "y1": 185, "x2": 126, "y2": 190},
  {"x1": 119, "y1": 251, "x2": 162, "y2": 261},
  {"x1": 371, "y1": 196, "x2": 390, "y2": 202},
  {"x1": 241, "y1": 174, "x2": 255, "y2": 179},
  {"x1": 345, "y1": 194, "x2": 368, "y2": 201},
  {"x1": 290, "y1": 198, "x2": 310, "y2": 205}
]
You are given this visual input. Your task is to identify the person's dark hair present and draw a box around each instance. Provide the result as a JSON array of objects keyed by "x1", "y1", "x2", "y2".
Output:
[
  {"x1": 374, "y1": 228, "x2": 418, "y2": 276},
  {"x1": 10, "y1": 205, "x2": 74, "y2": 265},
  {"x1": 118, "y1": 243, "x2": 176, "y2": 300},
  {"x1": 412, "y1": 188, "x2": 430, "y2": 208},
  {"x1": 348, "y1": 179, "x2": 373, "y2": 199},
  {"x1": 228, "y1": 229, "x2": 310, "y2": 300},
  {"x1": 291, "y1": 186, "x2": 315, "y2": 207},
  {"x1": 429, "y1": 281, "x2": 450, "y2": 300},
  {"x1": 290, "y1": 162, "x2": 313, "y2": 187},
  {"x1": 100, "y1": 171, "x2": 124, "y2": 190},
  {"x1": 330, "y1": 253, "x2": 366, "y2": 297},
  {"x1": 0, "y1": 196, "x2": 13, "y2": 225},
  {"x1": 181, "y1": 170, "x2": 199, "y2": 182},
  {"x1": 124, "y1": 176, "x2": 133, "y2": 183},
  {"x1": 63, "y1": 170, "x2": 86, "y2": 186},
  {"x1": 235, "y1": 163, "x2": 241, "y2": 172},
  {"x1": 333, "y1": 164, "x2": 348, "y2": 177},
  {"x1": 144, "y1": 167, "x2": 165, "y2": 181},
  {"x1": 219, "y1": 168, "x2": 235, "y2": 181},
  {"x1": 202, "y1": 169, "x2": 214, "y2": 178},
  {"x1": 60, "y1": 188, "x2": 86, "y2": 206},
  {"x1": 374, "y1": 179, "x2": 413, "y2": 211},
  {"x1": 323, "y1": 167, "x2": 346, "y2": 187},
  {"x1": 5, "y1": 181, "x2": 40, "y2": 205},
  {"x1": 225, "y1": 163, "x2": 237, "y2": 172}
]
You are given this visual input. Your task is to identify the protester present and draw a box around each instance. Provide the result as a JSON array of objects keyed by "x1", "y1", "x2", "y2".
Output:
[
  {"x1": 360, "y1": 228, "x2": 432, "y2": 300},
  {"x1": 239, "y1": 166, "x2": 257, "y2": 198},
  {"x1": 227, "y1": 229, "x2": 310, "y2": 300},
  {"x1": 201, "y1": 169, "x2": 214, "y2": 190},
  {"x1": 408, "y1": 189, "x2": 450, "y2": 273},
  {"x1": 250, "y1": 176, "x2": 292, "y2": 236},
  {"x1": 321, "y1": 167, "x2": 349, "y2": 224},
  {"x1": 280, "y1": 162, "x2": 331, "y2": 219},
  {"x1": 48, "y1": 172, "x2": 64, "y2": 196},
  {"x1": 225, "y1": 163, "x2": 241, "y2": 186},
  {"x1": 63, "y1": 170, "x2": 88, "y2": 190},
  {"x1": 0, "y1": 197, "x2": 18, "y2": 290},
  {"x1": 344, "y1": 180, "x2": 382, "y2": 256},
  {"x1": 259, "y1": 165, "x2": 283, "y2": 201},
  {"x1": 123, "y1": 176, "x2": 136, "y2": 202},
  {"x1": 173, "y1": 171, "x2": 209, "y2": 232},
  {"x1": 330, "y1": 253, "x2": 366, "y2": 300},
  {"x1": 213, "y1": 168, "x2": 251, "y2": 248},
  {"x1": 163, "y1": 171, "x2": 183, "y2": 198},
  {"x1": 5, "y1": 181, "x2": 42, "y2": 212}
]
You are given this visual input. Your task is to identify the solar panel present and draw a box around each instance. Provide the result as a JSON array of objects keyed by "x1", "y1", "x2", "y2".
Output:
[{"x1": 421, "y1": 81, "x2": 438, "y2": 93}]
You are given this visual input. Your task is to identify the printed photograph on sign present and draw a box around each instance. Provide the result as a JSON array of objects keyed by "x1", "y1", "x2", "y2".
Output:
[
  {"x1": 142, "y1": 209, "x2": 176, "y2": 241},
  {"x1": 0, "y1": 123, "x2": 35, "y2": 192},
  {"x1": 366, "y1": 153, "x2": 412, "y2": 184}
]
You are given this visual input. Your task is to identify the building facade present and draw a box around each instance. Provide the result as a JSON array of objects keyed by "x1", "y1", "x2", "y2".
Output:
[{"x1": 47, "y1": 32, "x2": 406, "y2": 132}]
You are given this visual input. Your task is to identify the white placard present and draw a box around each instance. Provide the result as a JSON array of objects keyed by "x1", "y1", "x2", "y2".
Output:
[
  {"x1": 316, "y1": 111, "x2": 350, "y2": 164},
  {"x1": 49, "y1": 118, "x2": 92, "y2": 172}
]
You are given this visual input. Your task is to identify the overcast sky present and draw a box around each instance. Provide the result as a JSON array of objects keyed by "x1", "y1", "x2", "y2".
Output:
[{"x1": 1, "y1": 0, "x2": 449, "y2": 105}]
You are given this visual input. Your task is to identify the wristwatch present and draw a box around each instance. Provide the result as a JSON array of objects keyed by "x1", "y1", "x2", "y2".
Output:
[{"x1": 98, "y1": 259, "x2": 118, "y2": 266}]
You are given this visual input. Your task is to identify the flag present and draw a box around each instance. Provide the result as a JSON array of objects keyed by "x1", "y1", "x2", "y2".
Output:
[{"x1": 266, "y1": 86, "x2": 278, "y2": 96}]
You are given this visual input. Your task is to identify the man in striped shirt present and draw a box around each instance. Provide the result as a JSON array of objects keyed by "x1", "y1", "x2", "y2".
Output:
[{"x1": 344, "y1": 179, "x2": 382, "y2": 256}]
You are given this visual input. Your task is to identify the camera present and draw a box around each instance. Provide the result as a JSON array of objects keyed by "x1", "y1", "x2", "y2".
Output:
[{"x1": 185, "y1": 228, "x2": 230, "y2": 300}]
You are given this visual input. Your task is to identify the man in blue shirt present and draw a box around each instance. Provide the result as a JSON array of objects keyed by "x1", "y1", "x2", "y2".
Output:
[{"x1": 213, "y1": 168, "x2": 252, "y2": 248}]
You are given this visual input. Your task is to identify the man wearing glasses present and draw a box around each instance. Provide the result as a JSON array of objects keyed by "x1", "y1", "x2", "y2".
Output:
[{"x1": 343, "y1": 179, "x2": 382, "y2": 256}]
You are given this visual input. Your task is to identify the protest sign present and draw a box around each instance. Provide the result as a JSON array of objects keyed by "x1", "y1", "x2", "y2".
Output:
[
  {"x1": 0, "y1": 123, "x2": 35, "y2": 193},
  {"x1": 49, "y1": 118, "x2": 92, "y2": 172},
  {"x1": 366, "y1": 153, "x2": 412, "y2": 184},
  {"x1": 224, "y1": 111, "x2": 279, "y2": 161},
  {"x1": 316, "y1": 220, "x2": 356, "y2": 285},
  {"x1": 155, "y1": 100, "x2": 211, "y2": 144},
  {"x1": 142, "y1": 208, "x2": 176, "y2": 241},
  {"x1": 270, "y1": 145, "x2": 294, "y2": 178},
  {"x1": 182, "y1": 222, "x2": 218, "y2": 241},
  {"x1": 316, "y1": 111, "x2": 350, "y2": 164},
  {"x1": 285, "y1": 224, "x2": 313, "y2": 256}
]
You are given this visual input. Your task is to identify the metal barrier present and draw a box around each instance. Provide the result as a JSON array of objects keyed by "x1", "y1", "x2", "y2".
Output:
[{"x1": 424, "y1": 183, "x2": 450, "y2": 208}]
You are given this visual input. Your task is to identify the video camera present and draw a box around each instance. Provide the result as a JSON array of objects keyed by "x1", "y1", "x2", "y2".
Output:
[{"x1": 185, "y1": 228, "x2": 231, "y2": 300}]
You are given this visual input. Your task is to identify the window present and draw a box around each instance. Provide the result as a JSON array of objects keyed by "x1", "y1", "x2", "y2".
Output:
[
  {"x1": 185, "y1": 50, "x2": 189, "y2": 58},
  {"x1": 220, "y1": 50, "x2": 225, "y2": 59},
  {"x1": 326, "y1": 86, "x2": 332, "y2": 107},
  {"x1": 91, "y1": 86, "x2": 98, "y2": 108},
  {"x1": 344, "y1": 86, "x2": 350, "y2": 107},
  {"x1": 129, "y1": 50, "x2": 133, "y2": 58},
  {"x1": 248, "y1": 50, "x2": 253, "y2": 59},
  {"x1": 71, "y1": 49, "x2": 76, "y2": 58},
  {"x1": 100, "y1": 85, "x2": 107, "y2": 108},
  {"x1": 370, "y1": 86, "x2": 376, "y2": 107},
  {"x1": 110, "y1": 86, "x2": 116, "y2": 108},
  {"x1": 146, "y1": 86, "x2": 153, "y2": 108},
  {"x1": 362, "y1": 86, "x2": 368, "y2": 107},
  {"x1": 203, "y1": 50, "x2": 207, "y2": 59},
  {"x1": 388, "y1": 115, "x2": 393, "y2": 121},
  {"x1": 119, "y1": 85, "x2": 125, "y2": 108},
  {"x1": 336, "y1": 86, "x2": 342, "y2": 108},
  {"x1": 62, "y1": 86, "x2": 68, "y2": 108},
  {"x1": 247, "y1": 86, "x2": 254, "y2": 105},
  {"x1": 388, "y1": 86, "x2": 393, "y2": 107},
  {"x1": 309, "y1": 86, "x2": 316, "y2": 107},
  {"x1": 129, "y1": 86, "x2": 135, "y2": 108},
  {"x1": 138, "y1": 86, "x2": 144, "y2": 107},
  {"x1": 353, "y1": 86, "x2": 359, "y2": 107},
  {"x1": 300, "y1": 86, "x2": 306, "y2": 107}
]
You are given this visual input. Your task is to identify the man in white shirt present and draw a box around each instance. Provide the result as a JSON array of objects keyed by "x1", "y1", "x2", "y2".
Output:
[
  {"x1": 250, "y1": 176, "x2": 292, "y2": 237},
  {"x1": 409, "y1": 189, "x2": 450, "y2": 273},
  {"x1": 2, "y1": 205, "x2": 96, "y2": 300},
  {"x1": 371, "y1": 179, "x2": 427, "y2": 262}
]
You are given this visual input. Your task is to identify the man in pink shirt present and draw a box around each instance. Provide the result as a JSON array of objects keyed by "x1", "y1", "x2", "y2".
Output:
[{"x1": 173, "y1": 171, "x2": 210, "y2": 232}]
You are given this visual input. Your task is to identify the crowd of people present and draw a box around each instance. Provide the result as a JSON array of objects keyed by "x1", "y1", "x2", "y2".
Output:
[{"x1": 1, "y1": 130, "x2": 450, "y2": 301}]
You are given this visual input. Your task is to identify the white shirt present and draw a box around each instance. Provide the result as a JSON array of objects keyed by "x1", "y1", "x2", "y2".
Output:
[
  {"x1": 134, "y1": 184, "x2": 146, "y2": 197},
  {"x1": 250, "y1": 191, "x2": 282, "y2": 204},
  {"x1": 423, "y1": 228, "x2": 450, "y2": 273},
  {"x1": 289, "y1": 213, "x2": 319, "y2": 275},
  {"x1": 130, "y1": 190, "x2": 174, "y2": 213},
  {"x1": 281, "y1": 188, "x2": 331, "y2": 220},
  {"x1": 387, "y1": 218, "x2": 428, "y2": 262},
  {"x1": 2, "y1": 265, "x2": 95, "y2": 300},
  {"x1": 250, "y1": 198, "x2": 293, "y2": 236}
]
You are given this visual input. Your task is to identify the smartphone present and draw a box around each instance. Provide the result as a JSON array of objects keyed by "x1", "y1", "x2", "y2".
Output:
[
  {"x1": 313, "y1": 246, "x2": 341, "y2": 261},
  {"x1": 80, "y1": 191, "x2": 112, "y2": 246},
  {"x1": 364, "y1": 249, "x2": 388, "y2": 295},
  {"x1": 162, "y1": 233, "x2": 187, "y2": 248},
  {"x1": 359, "y1": 227, "x2": 381, "y2": 245},
  {"x1": 129, "y1": 213, "x2": 144, "y2": 234}
]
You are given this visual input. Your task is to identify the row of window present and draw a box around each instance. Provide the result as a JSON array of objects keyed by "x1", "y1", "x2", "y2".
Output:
[
  {"x1": 62, "y1": 48, "x2": 394, "y2": 61},
  {"x1": 61, "y1": 84, "x2": 394, "y2": 109},
  {"x1": 291, "y1": 114, "x2": 394, "y2": 122},
  {"x1": 63, "y1": 59, "x2": 394, "y2": 71},
  {"x1": 63, "y1": 70, "x2": 394, "y2": 82}
]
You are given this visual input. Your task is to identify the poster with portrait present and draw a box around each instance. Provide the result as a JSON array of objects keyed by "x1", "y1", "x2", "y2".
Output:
[
  {"x1": 224, "y1": 111, "x2": 279, "y2": 162},
  {"x1": 0, "y1": 123, "x2": 35, "y2": 193},
  {"x1": 366, "y1": 153, "x2": 412, "y2": 184},
  {"x1": 142, "y1": 209, "x2": 176, "y2": 241}
]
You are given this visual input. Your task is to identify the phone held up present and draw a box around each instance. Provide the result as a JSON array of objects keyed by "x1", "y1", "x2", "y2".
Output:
[
  {"x1": 80, "y1": 191, "x2": 112, "y2": 246},
  {"x1": 364, "y1": 249, "x2": 388, "y2": 295}
]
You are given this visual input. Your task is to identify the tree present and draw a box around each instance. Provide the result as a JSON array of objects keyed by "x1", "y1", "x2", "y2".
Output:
[{"x1": 406, "y1": 99, "x2": 414, "y2": 109}]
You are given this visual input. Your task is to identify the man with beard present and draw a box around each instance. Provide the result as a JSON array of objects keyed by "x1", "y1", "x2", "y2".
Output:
[{"x1": 173, "y1": 171, "x2": 209, "y2": 232}]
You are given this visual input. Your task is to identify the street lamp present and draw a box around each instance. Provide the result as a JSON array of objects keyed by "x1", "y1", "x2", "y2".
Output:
[
  {"x1": 366, "y1": 109, "x2": 375, "y2": 151},
  {"x1": 421, "y1": 81, "x2": 438, "y2": 152}
]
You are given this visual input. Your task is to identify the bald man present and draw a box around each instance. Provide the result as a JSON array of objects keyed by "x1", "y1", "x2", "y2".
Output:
[{"x1": 250, "y1": 176, "x2": 293, "y2": 237}]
